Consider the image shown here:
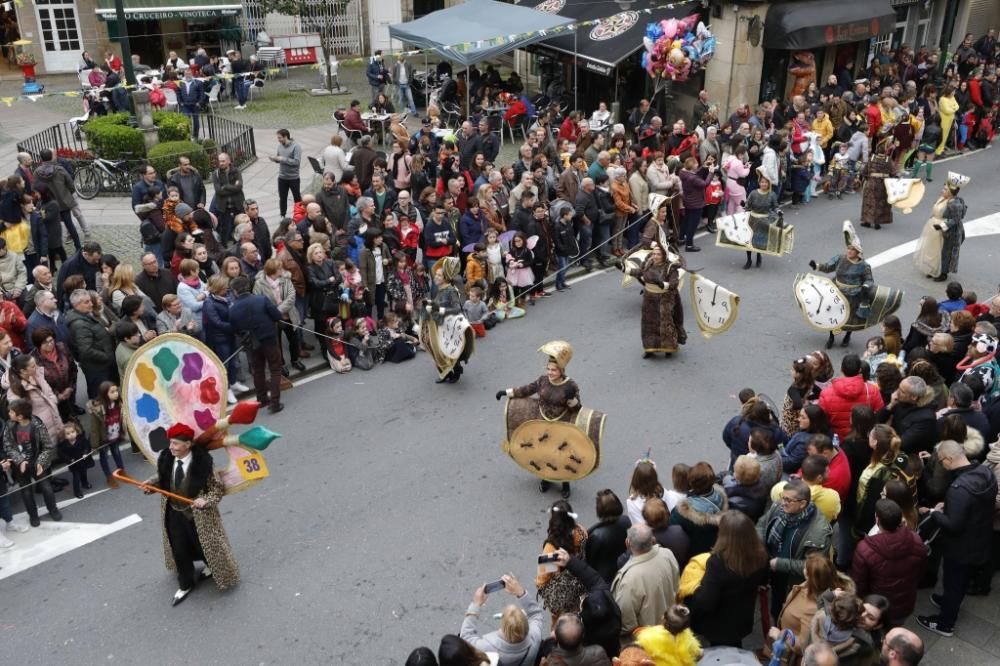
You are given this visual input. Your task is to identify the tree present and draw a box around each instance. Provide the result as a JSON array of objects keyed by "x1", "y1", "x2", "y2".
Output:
[{"x1": 255, "y1": 0, "x2": 350, "y2": 91}]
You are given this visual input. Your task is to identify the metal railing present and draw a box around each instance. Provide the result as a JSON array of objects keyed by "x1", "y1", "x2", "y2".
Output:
[
  {"x1": 16, "y1": 122, "x2": 92, "y2": 162},
  {"x1": 202, "y1": 114, "x2": 257, "y2": 171},
  {"x1": 16, "y1": 114, "x2": 257, "y2": 192}
]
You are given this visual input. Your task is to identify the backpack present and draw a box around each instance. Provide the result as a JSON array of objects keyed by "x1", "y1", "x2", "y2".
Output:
[{"x1": 139, "y1": 217, "x2": 162, "y2": 245}]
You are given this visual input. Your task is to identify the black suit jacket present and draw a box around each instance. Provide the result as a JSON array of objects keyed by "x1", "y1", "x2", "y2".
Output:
[
  {"x1": 156, "y1": 445, "x2": 212, "y2": 499},
  {"x1": 177, "y1": 79, "x2": 204, "y2": 108}
]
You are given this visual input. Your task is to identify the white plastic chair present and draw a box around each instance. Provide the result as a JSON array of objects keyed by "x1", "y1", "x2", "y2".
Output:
[
  {"x1": 162, "y1": 87, "x2": 178, "y2": 112},
  {"x1": 206, "y1": 84, "x2": 221, "y2": 113},
  {"x1": 78, "y1": 70, "x2": 93, "y2": 90},
  {"x1": 247, "y1": 77, "x2": 264, "y2": 103}
]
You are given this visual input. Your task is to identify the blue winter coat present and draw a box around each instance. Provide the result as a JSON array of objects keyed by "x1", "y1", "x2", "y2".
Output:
[{"x1": 201, "y1": 293, "x2": 232, "y2": 349}]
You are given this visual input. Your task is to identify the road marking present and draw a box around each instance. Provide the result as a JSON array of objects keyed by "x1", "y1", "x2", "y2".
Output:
[
  {"x1": 866, "y1": 212, "x2": 1000, "y2": 269},
  {"x1": 0, "y1": 514, "x2": 142, "y2": 580}
]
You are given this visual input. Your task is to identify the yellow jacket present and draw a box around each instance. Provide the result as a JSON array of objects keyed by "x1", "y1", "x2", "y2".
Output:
[
  {"x1": 677, "y1": 552, "x2": 711, "y2": 600},
  {"x1": 938, "y1": 94, "x2": 959, "y2": 119},
  {"x1": 811, "y1": 116, "x2": 834, "y2": 148}
]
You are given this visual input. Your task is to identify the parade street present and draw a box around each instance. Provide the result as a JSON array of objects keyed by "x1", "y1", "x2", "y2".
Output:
[{"x1": 2, "y1": 146, "x2": 999, "y2": 665}]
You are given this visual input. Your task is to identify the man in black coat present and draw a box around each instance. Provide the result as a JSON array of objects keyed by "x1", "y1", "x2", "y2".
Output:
[
  {"x1": 134, "y1": 252, "x2": 177, "y2": 313},
  {"x1": 228, "y1": 276, "x2": 283, "y2": 413},
  {"x1": 917, "y1": 440, "x2": 998, "y2": 637},
  {"x1": 877, "y1": 376, "x2": 938, "y2": 454},
  {"x1": 244, "y1": 199, "x2": 272, "y2": 262},
  {"x1": 55, "y1": 241, "x2": 102, "y2": 309},
  {"x1": 478, "y1": 119, "x2": 499, "y2": 163},
  {"x1": 457, "y1": 121, "x2": 482, "y2": 171},
  {"x1": 177, "y1": 70, "x2": 205, "y2": 139},
  {"x1": 574, "y1": 179, "x2": 601, "y2": 270}
]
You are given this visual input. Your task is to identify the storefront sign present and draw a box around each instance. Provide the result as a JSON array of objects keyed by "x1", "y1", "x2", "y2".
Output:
[
  {"x1": 583, "y1": 60, "x2": 613, "y2": 76},
  {"x1": 824, "y1": 18, "x2": 881, "y2": 45},
  {"x1": 97, "y1": 8, "x2": 240, "y2": 21}
]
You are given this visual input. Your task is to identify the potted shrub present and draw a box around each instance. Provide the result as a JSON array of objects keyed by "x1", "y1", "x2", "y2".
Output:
[{"x1": 16, "y1": 51, "x2": 37, "y2": 79}]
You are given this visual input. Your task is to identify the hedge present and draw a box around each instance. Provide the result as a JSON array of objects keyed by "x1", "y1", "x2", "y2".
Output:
[
  {"x1": 153, "y1": 111, "x2": 192, "y2": 142},
  {"x1": 147, "y1": 141, "x2": 209, "y2": 180},
  {"x1": 83, "y1": 111, "x2": 193, "y2": 160},
  {"x1": 82, "y1": 113, "x2": 139, "y2": 159}
]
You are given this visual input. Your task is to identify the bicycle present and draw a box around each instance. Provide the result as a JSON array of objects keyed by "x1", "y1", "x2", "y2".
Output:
[{"x1": 73, "y1": 155, "x2": 145, "y2": 200}]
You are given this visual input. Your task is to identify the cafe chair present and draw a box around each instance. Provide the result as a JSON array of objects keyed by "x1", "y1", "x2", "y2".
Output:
[
  {"x1": 162, "y1": 87, "x2": 178, "y2": 112},
  {"x1": 441, "y1": 101, "x2": 462, "y2": 129},
  {"x1": 333, "y1": 115, "x2": 363, "y2": 145},
  {"x1": 206, "y1": 84, "x2": 221, "y2": 114}
]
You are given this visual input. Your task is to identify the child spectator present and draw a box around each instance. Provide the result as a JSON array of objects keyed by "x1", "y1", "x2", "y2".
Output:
[
  {"x1": 627, "y1": 459, "x2": 664, "y2": 525},
  {"x1": 324, "y1": 317, "x2": 351, "y2": 373},
  {"x1": 463, "y1": 286, "x2": 490, "y2": 337},
  {"x1": 635, "y1": 604, "x2": 703, "y2": 666},
  {"x1": 377, "y1": 312, "x2": 418, "y2": 363},
  {"x1": 465, "y1": 242, "x2": 487, "y2": 295},
  {"x1": 3, "y1": 398, "x2": 62, "y2": 526},
  {"x1": 827, "y1": 142, "x2": 851, "y2": 199},
  {"x1": 664, "y1": 463, "x2": 690, "y2": 512},
  {"x1": 58, "y1": 420, "x2": 91, "y2": 499},
  {"x1": 938, "y1": 281, "x2": 966, "y2": 313},
  {"x1": 86, "y1": 380, "x2": 126, "y2": 487}
]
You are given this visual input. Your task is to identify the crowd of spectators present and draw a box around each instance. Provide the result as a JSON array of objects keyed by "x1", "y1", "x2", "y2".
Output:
[{"x1": 1, "y1": 28, "x2": 999, "y2": 665}]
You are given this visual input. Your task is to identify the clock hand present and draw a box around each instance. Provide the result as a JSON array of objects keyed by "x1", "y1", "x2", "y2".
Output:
[
  {"x1": 711, "y1": 284, "x2": 718, "y2": 306},
  {"x1": 811, "y1": 284, "x2": 824, "y2": 315}
]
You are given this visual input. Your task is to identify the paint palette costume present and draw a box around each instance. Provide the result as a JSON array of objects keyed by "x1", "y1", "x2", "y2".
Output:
[{"x1": 122, "y1": 334, "x2": 280, "y2": 494}]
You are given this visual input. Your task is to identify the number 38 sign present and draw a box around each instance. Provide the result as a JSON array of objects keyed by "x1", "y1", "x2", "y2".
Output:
[{"x1": 237, "y1": 452, "x2": 269, "y2": 481}]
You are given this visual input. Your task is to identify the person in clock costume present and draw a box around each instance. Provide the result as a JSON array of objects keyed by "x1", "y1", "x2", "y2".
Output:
[
  {"x1": 142, "y1": 423, "x2": 240, "y2": 606},
  {"x1": 625, "y1": 242, "x2": 686, "y2": 358},
  {"x1": 496, "y1": 341, "x2": 582, "y2": 499},
  {"x1": 743, "y1": 168, "x2": 782, "y2": 270},
  {"x1": 808, "y1": 235, "x2": 874, "y2": 350}
]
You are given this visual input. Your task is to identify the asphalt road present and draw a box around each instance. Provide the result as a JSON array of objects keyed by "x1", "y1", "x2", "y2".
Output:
[{"x1": 3, "y1": 147, "x2": 1000, "y2": 665}]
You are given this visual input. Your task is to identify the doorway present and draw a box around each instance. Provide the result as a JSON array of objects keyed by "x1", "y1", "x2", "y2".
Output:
[{"x1": 33, "y1": 0, "x2": 82, "y2": 72}]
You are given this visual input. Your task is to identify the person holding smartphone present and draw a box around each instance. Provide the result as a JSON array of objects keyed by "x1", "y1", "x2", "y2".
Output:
[{"x1": 459, "y1": 573, "x2": 545, "y2": 665}]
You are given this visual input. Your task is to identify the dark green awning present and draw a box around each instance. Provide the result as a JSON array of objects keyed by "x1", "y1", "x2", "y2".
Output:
[{"x1": 96, "y1": 0, "x2": 241, "y2": 21}]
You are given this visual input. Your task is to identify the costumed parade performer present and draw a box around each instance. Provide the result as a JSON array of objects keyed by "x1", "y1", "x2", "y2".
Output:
[
  {"x1": 142, "y1": 423, "x2": 240, "y2": 606},
  {"x1": 498, "y1": 341, "x2": 605, "y2": 499},
  {"x1": 801, "y1": 222, "x2": 902, "y2": 349},
  {"x1": 419, "y1": 256, "x2": 475, "y2": 384},
  {"x1": 913, "y1": 172, "x2": 969, "y2": 282},
  {"x1": 713, "y1": 168, "x2": 792, "y2": 269},
  {"x1": 625, "y1": 242, "x2": 686, "y2": 358},
  {"x1": 115, "y1": 333, "x2": 280, "y2": 606},
  {"x1": 859, "y1": 135, "x2": 899, "y2": 230},
  {"x1": 630, "y1": 193, "x2": 681, "y2": 253}
]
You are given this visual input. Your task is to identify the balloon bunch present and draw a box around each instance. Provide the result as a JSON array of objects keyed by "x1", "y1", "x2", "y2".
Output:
[{"x1": 641, "y1": 15, "x2": 716, "y2": 83}]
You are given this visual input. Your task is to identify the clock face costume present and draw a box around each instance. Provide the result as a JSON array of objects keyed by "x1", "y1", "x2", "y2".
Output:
[
  {"x1": 883, "y1": 178, "x2": 925, "y2": 214},
  {"x1": 419, "y1": 257, "x2": 475, "y2": 381},
  {"x1": 715, "y1": 189, "x2": 794, "y2": 256},
  {"x1": 800, "y1": 222, "x2": 902, "y2": 333},
  {"x1": 499, "y1": 341, "x2": 605, "y2": 483},
  {"x1": 690, "y1": 273, "x2": 740, "y2": 338}
]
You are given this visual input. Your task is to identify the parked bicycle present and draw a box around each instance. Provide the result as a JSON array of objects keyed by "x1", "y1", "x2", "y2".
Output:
[{"x1": 73, "y1": 155, "x2": 145, "y2": 200}]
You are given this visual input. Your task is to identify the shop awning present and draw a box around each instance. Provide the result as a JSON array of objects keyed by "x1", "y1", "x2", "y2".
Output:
[
  {"x1": 763, "y1": 0, "x2": 895, "y2": 50},
  {"x1": 520, "y1": 0, "x2": 694, "y2": 76},
  {"x1": 388, "y1": 0, "x2": 575, "y2": 67},
  {"x1": 96, "y1": 0, "x2": 241, "y2": 21}
]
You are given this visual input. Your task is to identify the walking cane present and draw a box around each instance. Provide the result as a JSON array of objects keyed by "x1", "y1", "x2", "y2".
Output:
[{"x1": 112, "y1": 470, "x2": 194, "y2": 505}]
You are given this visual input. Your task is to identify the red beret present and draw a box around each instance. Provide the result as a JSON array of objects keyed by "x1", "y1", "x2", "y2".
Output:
[{"x1": 166, "y1": 423, "x2": 196, "y2": 441}]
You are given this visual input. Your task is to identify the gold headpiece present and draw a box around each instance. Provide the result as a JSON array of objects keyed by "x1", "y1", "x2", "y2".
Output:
[{"x1": 538, "y1": 340, "x2": 573, "y2": 371}]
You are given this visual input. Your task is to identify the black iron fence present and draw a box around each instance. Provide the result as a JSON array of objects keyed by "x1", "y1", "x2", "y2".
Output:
[
  {"x1": 201, "y1": 114, "x2": 257, "y2": 171},
  {"x1": 15, "y1": 113, "x2": 257, "y2": 193}
]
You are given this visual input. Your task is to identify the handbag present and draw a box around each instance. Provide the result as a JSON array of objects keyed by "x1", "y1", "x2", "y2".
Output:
[{"x1": 537, "y1": 569, "x2": 586, "y2": 617}]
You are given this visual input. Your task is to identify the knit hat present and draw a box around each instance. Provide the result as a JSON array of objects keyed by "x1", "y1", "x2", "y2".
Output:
[{"x1": 175, "y1": 202, "x2": 193, "y2": 218}]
